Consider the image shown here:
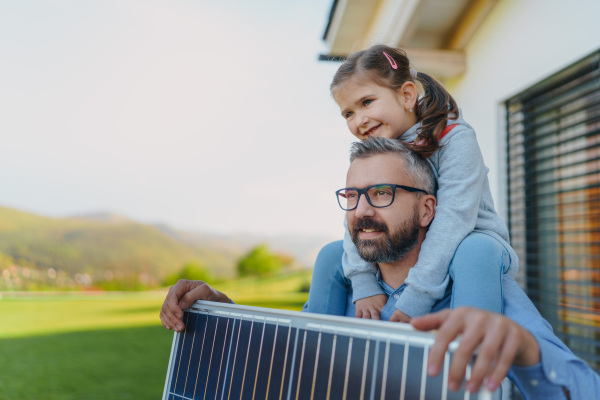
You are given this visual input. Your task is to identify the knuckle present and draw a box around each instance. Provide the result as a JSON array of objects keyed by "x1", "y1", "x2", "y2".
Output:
[
  {"x1": 477, "y1": 343, "x2": 496, "y2": 358},
  {"x1": 455, "y1": 306, "x2": 470, "y2": 317},
  {"x1": 509, "y1": 325, "x2": 521, "y2": 337},
  {"x1": 469, "y1": 364, "x2": 487, "y2": 381},
  {"x1": 490, "y1": 316, "x2": 506, "y2": 330},
  {"x1": 495, "y1": 357, "x2": 512, "y2": 372},
  {"x1": 429, "y1": 345, "x2": 446, "y2": 360},
  {"x1": 448, "y1": 366, "x2": 467, "y2": 383},
  {"x1": 451, "y1": 351, "x2": 472, "y2": 366}
]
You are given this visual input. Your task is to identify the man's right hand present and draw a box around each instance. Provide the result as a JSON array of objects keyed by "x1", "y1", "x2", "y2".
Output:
[{"x1": 160, "y1": 279, "x2": 231, "y2": 332}]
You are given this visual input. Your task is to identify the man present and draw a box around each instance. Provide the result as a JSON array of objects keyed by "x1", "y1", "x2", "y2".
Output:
[{"x1": 161, "y1": 138, "x2": 599, "y2": 399}]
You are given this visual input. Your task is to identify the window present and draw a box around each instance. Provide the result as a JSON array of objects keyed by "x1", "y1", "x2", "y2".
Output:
[{"x1": 506, "y1": 49, "x2": 600, "y2": 371}]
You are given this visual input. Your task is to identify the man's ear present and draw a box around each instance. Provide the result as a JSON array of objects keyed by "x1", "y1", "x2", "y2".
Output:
[{"x1": 419, "y1": 195, "x2": 436, "y2": 228}]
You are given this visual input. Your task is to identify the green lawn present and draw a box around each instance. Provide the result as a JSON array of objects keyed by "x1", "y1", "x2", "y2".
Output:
[
  {"x1": 0, "y1": 271, "x2": 311, "y2": 400},
  {"x1": 0, "y1": 325, "x2": 172, "y2": 400}
]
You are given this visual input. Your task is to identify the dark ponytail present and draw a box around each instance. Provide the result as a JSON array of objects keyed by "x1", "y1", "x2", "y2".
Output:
[
  {"x1": 330, "y1": 45, "x2": 458, "y2": 158},
  {"x1": 412, "y1": 71, "x2": 458, "y2": 158}
]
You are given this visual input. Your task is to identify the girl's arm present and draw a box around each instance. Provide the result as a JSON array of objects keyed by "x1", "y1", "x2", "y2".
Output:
[{"x1": 397, "y1": 128, "x2": 486, "y2": 317}]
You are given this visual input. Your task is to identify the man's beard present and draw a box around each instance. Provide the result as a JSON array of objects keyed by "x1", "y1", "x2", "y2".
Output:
[{"x1": 351, "y1": 214, "x2": 420, "y2": 264}]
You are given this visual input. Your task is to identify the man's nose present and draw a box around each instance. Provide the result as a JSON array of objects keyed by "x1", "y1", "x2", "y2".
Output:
[{"x1": 354, "y1": 194, "x2": 375, "y2": 218}]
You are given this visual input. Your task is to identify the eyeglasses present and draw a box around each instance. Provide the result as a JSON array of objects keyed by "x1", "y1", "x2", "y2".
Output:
[{"x1": 335, "y1": 183, "x2": 428, "y2": 211}]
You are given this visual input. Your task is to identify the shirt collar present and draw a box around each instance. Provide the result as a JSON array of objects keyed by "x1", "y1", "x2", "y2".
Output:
[{"x1": 376, "y1": 267, "x2": 407, "y2": 296}]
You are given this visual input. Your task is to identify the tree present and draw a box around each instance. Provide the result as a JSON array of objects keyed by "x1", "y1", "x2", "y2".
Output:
[
  {"x1": 164, "y1": 261, "x2": 212, "y2": 286},
  {"x1": 237, "y1": 244, "x2": 283, "y2": 277}
]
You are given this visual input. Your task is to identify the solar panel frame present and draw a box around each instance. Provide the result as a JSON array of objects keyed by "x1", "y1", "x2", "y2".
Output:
[{"x1": 163, "y1": 300, "x2": 501, "y2": 400}]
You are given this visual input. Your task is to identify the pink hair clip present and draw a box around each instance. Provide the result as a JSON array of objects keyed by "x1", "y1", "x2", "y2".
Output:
[{"x1": 383, "y1": 51, "x2": 397, "y2": 69}]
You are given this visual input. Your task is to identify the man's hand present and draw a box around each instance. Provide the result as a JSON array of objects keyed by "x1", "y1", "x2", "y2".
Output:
[
  {"x1": 411, "y1": 307, "x2": 540, "y2": 393},
  {"x1": 355, "y1": 294, "x2": 388, "y2": 320},
  {"x1": 160, "y1": 279, "x2": 231, "y2": 332},
  {"x1": 389, "y1": 308, "x2": 412, "y2": 323}
]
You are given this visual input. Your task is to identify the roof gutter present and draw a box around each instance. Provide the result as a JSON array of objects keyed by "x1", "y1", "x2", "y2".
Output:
[{"x1": 321, "y1": 0, "x2": 339, "y2": 41}]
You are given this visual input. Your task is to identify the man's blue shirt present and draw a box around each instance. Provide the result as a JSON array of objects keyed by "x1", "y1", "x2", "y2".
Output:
[
  {"x1": 357, "y1": 271, "x2": 600, "y2": 399},
  {"x1": 305, "y1": 242, "x2": 600, "y2": 400}
]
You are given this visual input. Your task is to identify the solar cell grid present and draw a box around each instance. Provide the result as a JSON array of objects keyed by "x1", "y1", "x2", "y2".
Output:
[
  {"x1": 162, "y1": 301, "x2": 501, "y2": 400},
  {"x1": 312, "y1": 332, "x2": 334, "y2": 397},
  {"x1": 253, "y1": 323, "x2": 276, "y2": 399}
]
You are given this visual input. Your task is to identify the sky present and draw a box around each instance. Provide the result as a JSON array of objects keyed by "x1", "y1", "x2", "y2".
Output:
[{"x1": 0, "y1": 0, "x2": 357, "y2": 237}]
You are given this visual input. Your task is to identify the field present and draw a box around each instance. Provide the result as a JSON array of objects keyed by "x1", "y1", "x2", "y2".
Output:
[{"x1": 0, "y1": 271, "x2": 311, "y2": 400}]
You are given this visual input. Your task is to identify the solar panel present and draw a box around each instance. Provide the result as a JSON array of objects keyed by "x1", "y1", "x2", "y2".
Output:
[{"x1": 162, "y1": 301, "x2": 500, "y2": 400}]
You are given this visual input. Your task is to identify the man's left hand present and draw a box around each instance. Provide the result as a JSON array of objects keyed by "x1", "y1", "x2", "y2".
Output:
[{"x1": 411, "y1": 307, "x2": 540, "y2": 393}]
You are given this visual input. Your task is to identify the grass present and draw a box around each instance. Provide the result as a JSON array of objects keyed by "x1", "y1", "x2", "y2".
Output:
[
  {"x1": 216, "y1": 269, "x2": 311, "y2": 309},
  {"x1": 0, "y1": 292, "x2": 167, "y2": 339},
  {"x1": 0, "y1": 271, "x2": 311, "y2": 400},
  {"x1": 0, "y1": 326, "x2": 173, "y2": 400}
]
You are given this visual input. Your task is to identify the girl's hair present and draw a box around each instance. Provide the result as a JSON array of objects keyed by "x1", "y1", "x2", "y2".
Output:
[{"x1": 330, "y1": 44, "x2": 458, "y2": 158}]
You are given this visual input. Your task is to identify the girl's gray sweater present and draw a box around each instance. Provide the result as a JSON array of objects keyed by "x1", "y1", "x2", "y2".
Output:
[{"x1": 342, "y1": 112, "x2": 519, "y2": 317}]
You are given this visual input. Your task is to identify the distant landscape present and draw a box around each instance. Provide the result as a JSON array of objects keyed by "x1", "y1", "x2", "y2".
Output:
[
  {"x1": 0, "y1": 205, "x2": 319, "y2": 399},
  {"x1": 0, "y1": 206, "x2": 338, "y2": 291}
]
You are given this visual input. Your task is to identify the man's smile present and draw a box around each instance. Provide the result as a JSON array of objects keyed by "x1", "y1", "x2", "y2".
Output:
[
  {"x1": 353, "y1": 218, "x2": 388, "y2": 240},
  {"x1": 358, "y1": 228, "x2": 383, "y2": 239}
]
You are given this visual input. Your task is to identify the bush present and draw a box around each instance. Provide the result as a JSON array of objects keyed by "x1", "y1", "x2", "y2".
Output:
[
  {"x1": 236, "y1": 245, "x2": 283, "y2": 278},
  {"x1": 163, "y1": 261, "x2": 212, "y2": 286},
  {"x1": 297, "y1": 279, "x2": 311, "y2": 293}
]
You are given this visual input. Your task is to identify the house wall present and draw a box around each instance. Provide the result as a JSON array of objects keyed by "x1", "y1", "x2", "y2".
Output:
[{"x1": 444, "y1": 0, "x2": 600, "y2": 221}]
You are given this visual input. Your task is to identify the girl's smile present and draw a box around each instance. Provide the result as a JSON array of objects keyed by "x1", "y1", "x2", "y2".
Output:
[
  {"x1": 361, "y1": 123, "x2": 382, "y2": 137},
  {"x1": 332, "y1": 74, "x2": 417, "y2": 141}
]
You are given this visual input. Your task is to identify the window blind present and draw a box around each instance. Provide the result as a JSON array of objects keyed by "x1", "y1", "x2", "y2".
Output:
[{"x1": 506, "y1": 49, "x2": 600, "y2": 371}]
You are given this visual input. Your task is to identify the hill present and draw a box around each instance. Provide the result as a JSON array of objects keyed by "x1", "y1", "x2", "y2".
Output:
[
  {"x1": 169, "y1": 230, "x2": 337, "y2": 268},
  {"x1": 0, "y1": 207, "x2": 337, "y2": 291},
  {"x1": 0, "y1": 207, "x2": 238, "y2": 290}
]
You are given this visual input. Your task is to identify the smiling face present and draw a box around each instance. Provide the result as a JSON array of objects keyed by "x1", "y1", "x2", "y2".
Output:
[
  {"x1": 345, "y1": 153, "x2": 429, "y2": 264},
  {"x1": 333, "y1": 73, "x2": 418, "y2": 141},
  {"x1": 351, "y1": 201, "x2": 421, "y2": 264}
]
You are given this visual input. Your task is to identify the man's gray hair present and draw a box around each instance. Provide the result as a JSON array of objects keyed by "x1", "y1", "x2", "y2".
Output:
[{"x1": 349, "y1": 137, "x2": 437, "y2": 195}]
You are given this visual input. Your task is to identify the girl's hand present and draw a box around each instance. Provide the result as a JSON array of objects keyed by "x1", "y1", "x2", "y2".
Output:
[
  {"x1": 389, "y1": 309, "x2": 412, "y2": 323},
  {"x1": 354, "y1": 294, "x2": 388, "y2": 320}
]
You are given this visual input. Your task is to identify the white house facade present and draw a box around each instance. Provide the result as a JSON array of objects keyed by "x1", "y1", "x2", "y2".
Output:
[{"x1": 321, "y1": 0, "x2": 600, "y2": 377}]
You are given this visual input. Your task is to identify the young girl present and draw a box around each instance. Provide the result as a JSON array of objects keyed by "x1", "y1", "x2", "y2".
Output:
[{"x1": 314, "y1": 44, "x2": 518, "y2": 321}]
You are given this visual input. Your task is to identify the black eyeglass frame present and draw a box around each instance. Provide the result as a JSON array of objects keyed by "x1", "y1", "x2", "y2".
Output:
[{"x1": 335, "y1": 183, "x2": 429, "y2": 211}]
